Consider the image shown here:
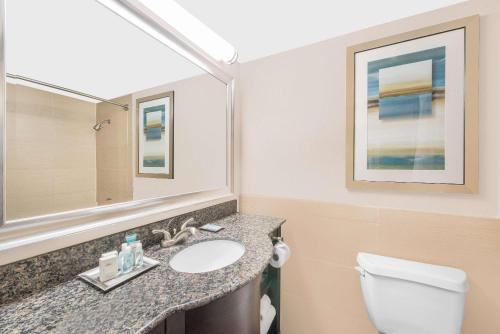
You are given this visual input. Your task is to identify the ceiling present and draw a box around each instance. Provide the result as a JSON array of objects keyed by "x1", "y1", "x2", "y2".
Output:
[
  {"x1": 6, "y1": 0, "x2": 204, "y2": 100},
  {"x1": 5, "y1": 0, "x2": 465, "y2": 100},
  {"x1": 176, "y1": 0, "x2": 466, "y2": 62}
]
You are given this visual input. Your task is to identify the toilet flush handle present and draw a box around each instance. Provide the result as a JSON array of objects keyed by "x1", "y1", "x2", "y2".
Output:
[{"x1": 355, "y1": 266, "x2": 365, "y2": 277}]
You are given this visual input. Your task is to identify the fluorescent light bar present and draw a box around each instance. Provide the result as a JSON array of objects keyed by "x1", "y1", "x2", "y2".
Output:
[{"x1": 96, "y1": 0, "x2": 238, "y2": 64}]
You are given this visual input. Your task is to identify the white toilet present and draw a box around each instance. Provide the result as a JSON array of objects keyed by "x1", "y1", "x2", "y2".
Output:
[{"x1": 356, "y1": 252, "x2": 468, "y2": 334}]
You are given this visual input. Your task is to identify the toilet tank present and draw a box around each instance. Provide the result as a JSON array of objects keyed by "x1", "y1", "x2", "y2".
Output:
[{"x1": 356, "y1": 253, "x2": 468, "y2": 334}]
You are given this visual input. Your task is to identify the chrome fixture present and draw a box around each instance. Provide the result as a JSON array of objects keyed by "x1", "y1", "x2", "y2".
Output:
[
  {"x1": 7, "y1": 73, "x2": 129, "y2": 110},
  {"x1": 96, "y1": 0, "x2": 238, "y2": 64},
  {"x1": 92, "y1": 119, "x2": 111, "y2": 131},
  {"x1": 152, "y1": 217, "x2": 198, "y2": 248}
]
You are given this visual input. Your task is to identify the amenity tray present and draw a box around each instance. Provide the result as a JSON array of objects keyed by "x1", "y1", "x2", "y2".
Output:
[{"x1": 78, "y1": 256, "x2": 160, "y2": 292}]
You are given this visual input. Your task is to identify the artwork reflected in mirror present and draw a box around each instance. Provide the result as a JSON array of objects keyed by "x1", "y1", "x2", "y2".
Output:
[
  {"x1": 4, "y1": 0, "x2": 228, "y2": 221},
  {"x1": 137, "y1": 92, "x2": 174, "y2": 179}
]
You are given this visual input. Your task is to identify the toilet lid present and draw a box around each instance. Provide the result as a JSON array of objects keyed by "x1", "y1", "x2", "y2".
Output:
[{"x1": 357, "y1": 252, "x2": 468, "y2": 293}]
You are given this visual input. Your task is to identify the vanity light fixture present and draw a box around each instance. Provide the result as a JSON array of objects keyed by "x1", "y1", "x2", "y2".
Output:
[{"x1": 96, "y1": 0, "x2": 238, "y2": 64}]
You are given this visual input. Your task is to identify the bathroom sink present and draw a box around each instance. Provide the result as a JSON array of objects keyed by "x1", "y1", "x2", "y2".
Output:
[{"x1": 169, "y1": 240, "x2": 245, "y2": 273}]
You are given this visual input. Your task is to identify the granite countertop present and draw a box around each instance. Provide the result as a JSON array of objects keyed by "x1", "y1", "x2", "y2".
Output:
[{"x1": 0, "y1": 213, "x2": 285, "y2": 334}]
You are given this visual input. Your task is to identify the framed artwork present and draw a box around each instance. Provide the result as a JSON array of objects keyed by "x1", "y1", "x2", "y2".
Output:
[
  {"x1": 136, "y1": 91, "x2": 174, "y2": 179},
  {"x1": 346, "y1": 16, "x2": 479, "y2": 192}
]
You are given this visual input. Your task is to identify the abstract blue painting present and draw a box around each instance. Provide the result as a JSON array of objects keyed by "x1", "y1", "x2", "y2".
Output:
[{"x1": 366, "y1": 46, "x2": 446, "y2": 170}]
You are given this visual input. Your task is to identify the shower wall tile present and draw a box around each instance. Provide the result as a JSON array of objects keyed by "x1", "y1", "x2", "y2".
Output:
[
  {"x1": 6, "y1": 83, "x2": 97, "y2": 220},
  {"x1": 96, "y1": 94, "x2": 133, "y2": 205}
]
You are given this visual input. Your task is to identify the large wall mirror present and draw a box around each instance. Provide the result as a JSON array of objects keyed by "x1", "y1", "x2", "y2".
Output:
[{"x1": 3, "y1": 0, "x2": 232, "y2": 225}]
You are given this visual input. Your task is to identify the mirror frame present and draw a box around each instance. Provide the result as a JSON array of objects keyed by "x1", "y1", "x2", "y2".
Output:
[{"x1": 0, "y1": 0, "x2": 237, "y2": 261}]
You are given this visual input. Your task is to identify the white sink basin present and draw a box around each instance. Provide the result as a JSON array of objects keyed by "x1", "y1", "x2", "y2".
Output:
[{"x1": 169, "y1": 240, "x2": 245, "y2": 273}]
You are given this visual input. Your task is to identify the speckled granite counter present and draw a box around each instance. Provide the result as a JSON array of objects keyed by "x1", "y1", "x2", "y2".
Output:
[{"x1": 0, "y1": 213, "x2": 285, "y2": 334}]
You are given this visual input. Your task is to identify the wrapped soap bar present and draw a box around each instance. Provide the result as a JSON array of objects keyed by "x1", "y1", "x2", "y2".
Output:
[{"x1": 99, "y1": 250, "x2": 118, "y2": 282}]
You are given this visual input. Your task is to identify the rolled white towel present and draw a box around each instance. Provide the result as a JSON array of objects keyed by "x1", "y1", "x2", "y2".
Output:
[
  {"x1": 260, "y1": 303, "x2": 276, "y2": 334},
  {"x1": 260, "y1": 294, "x2": 272, "y2": 320}
]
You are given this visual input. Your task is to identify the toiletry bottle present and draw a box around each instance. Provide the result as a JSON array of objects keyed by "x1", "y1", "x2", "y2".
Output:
[
  {"x1": 125, "y1": 233, "x2": 137, "y2": 266},
  {"x1": 130, "y1": 241, "x2": 138, "y2": 268},
  {"x1": 119, "y1": 243, "x2": 134, "y2": 273},
  {"x1": 125, "y1": 232, "x2": 137, "y2": 245},
  {"x1": 134, "y1": 242, "x2": 144, "y2": 267}
]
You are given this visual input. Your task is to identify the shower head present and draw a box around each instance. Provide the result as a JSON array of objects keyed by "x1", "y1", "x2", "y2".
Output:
[{"x1": 93, "y1": 119, "x2": 111, "y2": 131}]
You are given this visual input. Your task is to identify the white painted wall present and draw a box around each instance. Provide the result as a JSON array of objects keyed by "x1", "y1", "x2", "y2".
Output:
[
  {"x1": 238, "y1": 0, "x2": 500, "y2": 217},
  {"x1": 132, "y1": 74, "x2": 227, "y2": 200}
]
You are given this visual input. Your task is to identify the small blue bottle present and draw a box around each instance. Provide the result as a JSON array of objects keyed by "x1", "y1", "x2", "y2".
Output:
[
  {"x1": 125, "y1": 233, "x2": 137, "y2": 245},
  {"x1": 119, "y1": 243, "x2": 134, "y2": 274}
]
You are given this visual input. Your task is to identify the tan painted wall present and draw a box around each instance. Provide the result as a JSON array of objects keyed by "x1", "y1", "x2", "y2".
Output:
[
  {"x1": 239, "y1": 0, "x2": 500, "y2": 217},
  {"x1": 96, "y1": 95, "x2": 133, "y2": 205},
  {"x1": 6, "y1": 84, "x2": 97, "y2": 220},
  {"x1": 238, "y1": 0, "x2": 500, "y2": 333}
]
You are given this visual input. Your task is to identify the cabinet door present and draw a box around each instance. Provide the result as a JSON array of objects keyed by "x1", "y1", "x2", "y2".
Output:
[
  {"x1": 166, "y1": 311, "x2": 185, "y2": 334},
  {"x1": 185, "y1": 277, "x2": 261, "y2": 334},
  {"x1": 149, "y1": 320, "x2": 166, "y2": 334}
]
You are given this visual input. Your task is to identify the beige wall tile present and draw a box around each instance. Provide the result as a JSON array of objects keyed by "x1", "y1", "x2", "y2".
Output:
[
  {"x1": 242, "y1": 195, "x2": 500, "y2": 334},
  {"x1": 14, "y1": 85, "x2": 53, "y2": 113},
  {"x1": 96, "y1": 95, "x2": 133, "y2": 206},
  {"x1": 240, "y1": 195, "x2": 378, "y2": 223},
  {"x1": 96, "y1": 168, "x2": 132, "y2": 205},
  {"x1": 6, "y1": 140, "x2": 56, "y2": 170},
  {"x1": 53, "y1": 143, "x2": 96, "y2": 170},
  {"x1": 53, "y1": 168, "x2": 96, "y2": 194},
  {"x1": 283, "y1": 215, "x2": 378, "y2": 267},
  {"x1": 5, "y1": 84, "x2": 97, "y2": 220},
  {"x1": 53, "y1": 191, "x2": 96, "y2": 212},
  {"x1": 282, "y1": 256, "x2": 371, "y2": 321},
  {"x1": 281, "y1": 291, "x2": 377, "y2": 334},
  {"x1": 96, "y1": 145, "x2": 130, "y2": 170},
  {"x1": 6, "y1": 169, "x2": 54, "y2": 198},
  {"x1": 378, "y1": 208, "x2": 500, "y2": 334},
  {"x1": 7, "y1": 195, "x2": 54, "y2": 220}
]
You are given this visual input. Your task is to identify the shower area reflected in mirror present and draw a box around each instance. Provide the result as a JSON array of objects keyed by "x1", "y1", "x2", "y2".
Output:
[
  {"x1": 5, "y1": 0, "x2": 228, "y2": 221},
  {"x1": 6, "y1": 80, "x2": 134, "y2": 219}
]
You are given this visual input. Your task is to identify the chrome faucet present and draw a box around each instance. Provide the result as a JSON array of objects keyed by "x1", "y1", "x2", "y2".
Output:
[{"x1": 152, "y1": 217, "x2": 198, "y2": 248}]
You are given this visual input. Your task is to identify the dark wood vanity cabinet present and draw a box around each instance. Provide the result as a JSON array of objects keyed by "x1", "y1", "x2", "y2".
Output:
[{"x1": 150, "y1": 276, "x2": 261, "y2": 334}]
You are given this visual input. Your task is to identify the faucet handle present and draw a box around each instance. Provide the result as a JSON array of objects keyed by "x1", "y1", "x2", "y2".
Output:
[
  {"x1": 180, "y1": 217, "x2": 196, "y2": 231},
  {"x1": 152, "y1": 229, "x2": 172, "y2": 241}
]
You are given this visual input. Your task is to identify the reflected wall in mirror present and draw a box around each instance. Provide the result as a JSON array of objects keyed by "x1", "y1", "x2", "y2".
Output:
[{"x1": 5, "y1": 0, "x2": 228, "y2": 221}]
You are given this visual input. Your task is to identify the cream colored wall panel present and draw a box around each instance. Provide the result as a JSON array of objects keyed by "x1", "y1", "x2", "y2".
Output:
[
  {"x1": 53, "y1": 191, "x2": 96, "y2": 212},
  {"x1": 95, "y1": 94, "x2": 133, "y2": 206},
  {"x1": 96, "y1": 145, "x2": 129, "y2": 170},
  {"x1": 53, "y1": 168, "x2": 96, "y2": 194},
  {"x1": 6, "y1": 169, "x2": 54, "y2": 198},
  {"x1": 53, "y1": 144, "x2": 95, "y2": 170},
  {"x1": 13, "y1": 111, "x2": 56, "y2": 144},
  {"x1": 52, "y1": 94, "x2": 96, "y2": 120},
  {"x1": 6, "y1": 83, "x2": 97, "y2": 220},
  {"x1": 8, "y1": 195, "x2": 54, "y2": 220},
  {"x1": 14, "y1": 85, "x2": 52, "y2": 113},
  {"x1": 7, "y1": 140, "x2": 56, "y2": 170}
]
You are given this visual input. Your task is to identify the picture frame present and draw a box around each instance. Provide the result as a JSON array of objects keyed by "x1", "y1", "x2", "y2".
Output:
[
  {"x1": 136, "y1": 91, "x2": 174, "y2": 179},
  {"x1": 346, "y1": 16, "x2": 479, "y2": 193}
]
